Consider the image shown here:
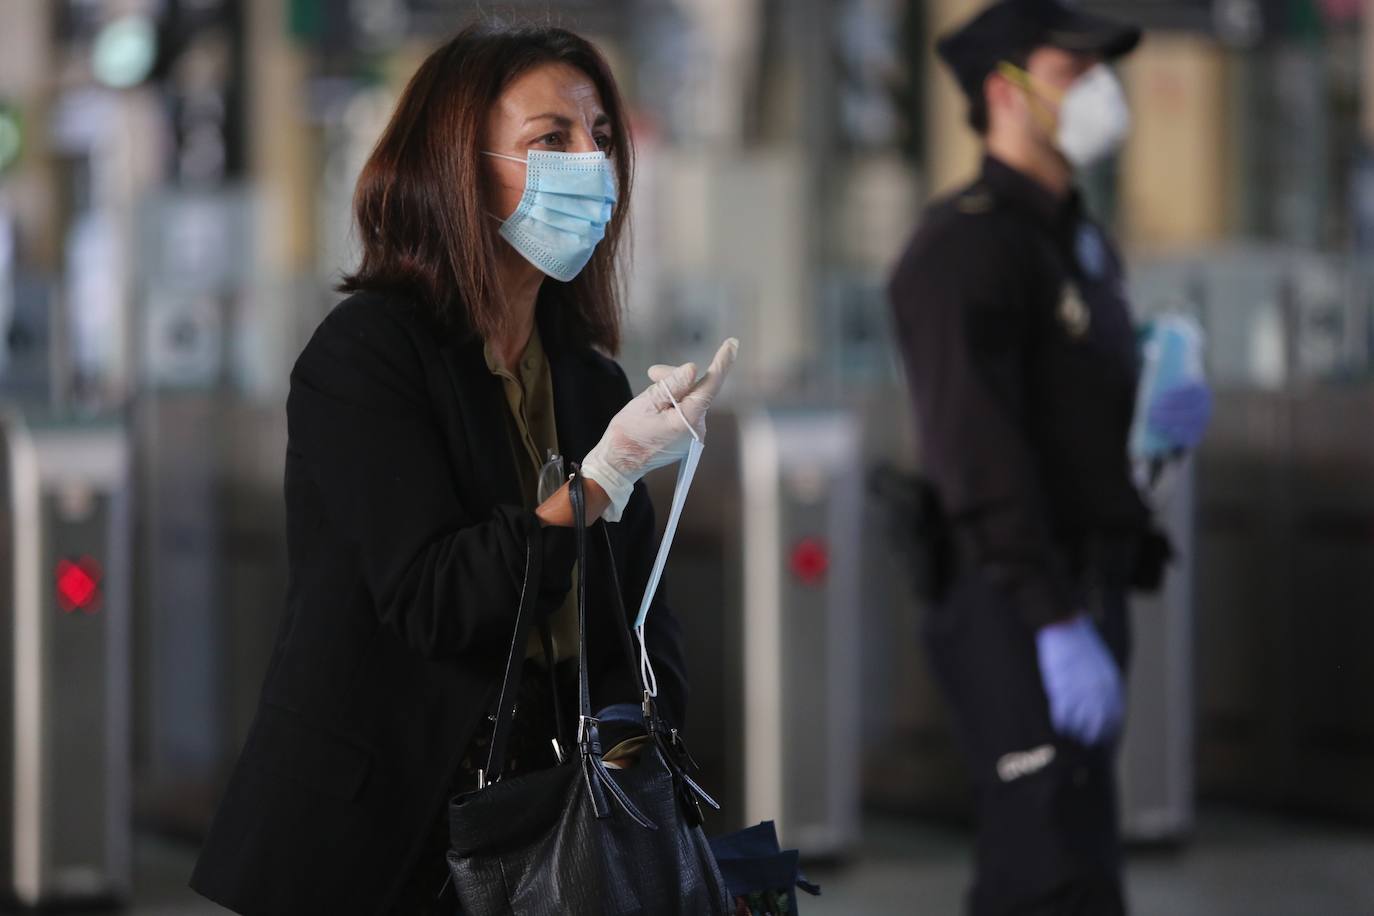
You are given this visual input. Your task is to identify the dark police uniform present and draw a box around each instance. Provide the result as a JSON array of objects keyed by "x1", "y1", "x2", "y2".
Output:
[{"x1": 887, "y1": 3, "x2": 1156, "y2": 913}]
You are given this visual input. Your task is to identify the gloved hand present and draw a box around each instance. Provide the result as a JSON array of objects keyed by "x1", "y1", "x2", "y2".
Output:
[
  {"x1": 1146, "y1": 381, "x2": 1212, "y2": 451},
  {"x1": 1035, "y1": 615, "x2": 1124, "y2": 746},
  {"x1": 581, "y1": 338, "x2": 739, "y2": 522}
]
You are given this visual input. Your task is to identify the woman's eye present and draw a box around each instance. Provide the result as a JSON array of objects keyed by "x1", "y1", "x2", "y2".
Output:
[
  {"x1": 538, "y1": 132, "x2": 564, "y2": 146},
  {"x1": 595, "y1": 134, "x2": 611, "y2": 150}
]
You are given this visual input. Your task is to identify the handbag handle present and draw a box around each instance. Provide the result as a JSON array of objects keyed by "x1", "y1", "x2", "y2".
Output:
[
  {"x1": 479, "y1": 474, "x2": 626, "y2": 783},
  {"x1": 570, "y1": 468, "x2": 656, "y2": 828},
  {"x1": 569, "y1": 467, "x2": 596, "y2": 742},
  {"x1": 480, "y1": 532, "x2": 543, "y2": 787},
  {"x1": 481, "y1": 472, "x2": 657, "y2": 827},
  {"x1": 481, "y1": 474, "x2": 606, "y2": 785},
  {"x1": 599, "y1": 523, "x2": 641, "y2": 688}
]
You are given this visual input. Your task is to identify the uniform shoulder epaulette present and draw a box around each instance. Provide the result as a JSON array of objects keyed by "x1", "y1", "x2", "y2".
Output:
[{"x1": 955, "y1": 184, "x2": 997, "y2": 216}]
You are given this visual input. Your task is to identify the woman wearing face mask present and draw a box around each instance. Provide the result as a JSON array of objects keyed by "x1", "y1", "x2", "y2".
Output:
[{"x1": 190, "y1": 25, "x2": 736, "y2": 916}]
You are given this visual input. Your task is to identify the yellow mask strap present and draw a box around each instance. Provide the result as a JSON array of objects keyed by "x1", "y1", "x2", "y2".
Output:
[{"x1": 995, "y1": 61, "x2": 1061, "y2": 133}]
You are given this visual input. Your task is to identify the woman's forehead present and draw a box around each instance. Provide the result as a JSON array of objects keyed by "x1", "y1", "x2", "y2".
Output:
[{"x1": 496, "y1": 62, "x2": 606, "y2": 125}]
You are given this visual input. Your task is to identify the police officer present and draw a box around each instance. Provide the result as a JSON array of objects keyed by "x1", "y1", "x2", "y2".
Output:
[{"x1": 888, "y1": 2, "x2": 1210, "y2": 914}]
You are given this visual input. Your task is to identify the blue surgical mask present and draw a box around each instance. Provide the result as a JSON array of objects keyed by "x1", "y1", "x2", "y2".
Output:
[{"x1": 483, "y1": 149, "x2": 618, "y2": 282}]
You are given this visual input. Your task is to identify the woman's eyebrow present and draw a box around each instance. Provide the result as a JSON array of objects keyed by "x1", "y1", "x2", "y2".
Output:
[
  {"x1": 523, "y1": 113, "x2": 574, "y2": 127},
  {"x1": 522, "y1": 112, "x2": 612, "y2": 128}
]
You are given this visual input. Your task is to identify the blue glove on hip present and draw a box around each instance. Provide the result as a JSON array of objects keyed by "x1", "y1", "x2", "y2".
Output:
[
  {"x1": 1035, "y1": 615, "x2": 1124, "y2": 746},
  {"x1": 1146, "y1": 381, "x2": 1212, "y2": 451}
]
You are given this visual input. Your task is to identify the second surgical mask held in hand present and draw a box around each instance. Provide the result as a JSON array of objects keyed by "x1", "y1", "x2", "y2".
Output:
[
  {"x1": 1132, "y1": 314, "x2": 1211, "y2": 460},
  {"x1": 580, "y1": 338, "x2": 740, "y2": 523},
  {"x1": 484, "y1": 149, "x2": 617, "y2": 282}
]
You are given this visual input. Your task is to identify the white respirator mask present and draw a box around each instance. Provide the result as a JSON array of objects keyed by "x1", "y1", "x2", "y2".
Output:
[{"x1": 1053, "y1": 64, "x2": 1131, "y2": 169}]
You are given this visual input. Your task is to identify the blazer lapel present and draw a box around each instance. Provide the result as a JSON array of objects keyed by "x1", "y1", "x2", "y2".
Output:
[
  {"x1": 550, "y1": 342, "x2": 607, "y2": 473},
  {"x1": 540, "y1": 302, "x2": 601, "y2": 470},
  {"x1": 437, "y1": 336, "x2": 524, "y2": 513}
]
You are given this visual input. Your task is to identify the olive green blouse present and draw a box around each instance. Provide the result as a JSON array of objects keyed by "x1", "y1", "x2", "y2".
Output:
[{"x1": 484, "y1": 328, "x2": 578, "y2": 662}]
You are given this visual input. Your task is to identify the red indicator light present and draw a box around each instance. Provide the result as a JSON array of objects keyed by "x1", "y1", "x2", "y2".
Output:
[
  {"x1": 55, "y1": 557, "x2": 103, "y2": 614},
  {"x1": 788, "y1": 537, "x2": 830, "y2": 587}
]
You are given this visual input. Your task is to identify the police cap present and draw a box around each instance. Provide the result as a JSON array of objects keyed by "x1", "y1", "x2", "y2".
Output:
[{"x1": 937, "y1": 0, "x2": 1142, "y2": 102}]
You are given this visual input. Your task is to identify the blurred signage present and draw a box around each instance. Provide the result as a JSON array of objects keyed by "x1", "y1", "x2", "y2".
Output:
[
  {"x1": 140, "y1": 290, "x2": 225, "y2": 390},
  {"x1": 138, "y1": 190, "x2": 253, "y2": 288},
  {"x1": 161, "y1": 0, "x2": 245, "y2": 185},
  {"x1": 136, "y1": 191, "x2": 252, "y2": 390}
]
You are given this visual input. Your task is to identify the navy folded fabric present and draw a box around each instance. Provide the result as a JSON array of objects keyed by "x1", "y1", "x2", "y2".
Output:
[{"x1": 709, "y1": 821, "x2": 821, "y2": 914}]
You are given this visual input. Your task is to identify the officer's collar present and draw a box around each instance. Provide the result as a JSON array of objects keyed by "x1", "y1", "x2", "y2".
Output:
[{"x1": 980, "y1": 155, "x2": 1081, "y2": 229}]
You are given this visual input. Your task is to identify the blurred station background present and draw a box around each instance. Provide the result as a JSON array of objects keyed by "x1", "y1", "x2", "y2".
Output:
[{"x1": 0, "y1": 0, "x2": 1372, "y2": 913}]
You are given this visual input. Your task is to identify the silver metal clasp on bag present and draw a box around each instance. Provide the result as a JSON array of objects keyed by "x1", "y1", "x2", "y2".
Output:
[{"x1": 576, "y1": 714, "x2": 600, "y2": 749}]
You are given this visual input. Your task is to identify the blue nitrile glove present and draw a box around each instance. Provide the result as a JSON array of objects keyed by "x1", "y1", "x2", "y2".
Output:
[
  {"x1": 1146, "y1": 381, "x2": 1212, "y2": 451},
  {"x1": 1035, "y1": 615, "x2": 1124, "y2": 746}
]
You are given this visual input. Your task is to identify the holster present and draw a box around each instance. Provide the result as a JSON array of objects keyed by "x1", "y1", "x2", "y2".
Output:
[{"x1": 869, "y1": 465, "x2": 955, "y2": 605}]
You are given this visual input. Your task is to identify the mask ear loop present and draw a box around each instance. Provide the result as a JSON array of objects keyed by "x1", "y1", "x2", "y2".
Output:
[
  {"x1": 637, "y1": 625, "x2": 659, "y2": 698},
  {"x1": 657, "y1": 378, "x2": 702, "y2": 444},
  {"x1": 636, "y1": 376, "x2": 702, "y2": 699},
  {"x1": 482, "y1": 150, "x2": 529, "y2": 165},
  {"x1": 995, "y1": 61, "x2": 1063, "y2": 136},
  {"x1": 482, "y1": 152, "x2": 529, "y2": 225}
]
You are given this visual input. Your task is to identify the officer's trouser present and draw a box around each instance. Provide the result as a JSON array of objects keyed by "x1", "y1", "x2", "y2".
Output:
[{"x1": 924, "y1": 573, "x2": 1131, "y2": 916}]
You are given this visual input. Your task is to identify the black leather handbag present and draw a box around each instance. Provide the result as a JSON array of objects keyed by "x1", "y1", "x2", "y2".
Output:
[{"x1": 446, "y1": 468, "x2": 731, "y2": 915}]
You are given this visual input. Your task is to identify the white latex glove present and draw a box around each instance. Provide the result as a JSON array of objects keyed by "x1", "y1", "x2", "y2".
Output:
[{"x1": 581, "y1": 338, "x2": 739, "y2": 522}]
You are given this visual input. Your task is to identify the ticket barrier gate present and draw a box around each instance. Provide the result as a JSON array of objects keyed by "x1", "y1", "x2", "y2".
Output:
[
  {"x1": 649, "y1": 406, "x2": 863, "y2": 858},
  {"x1": 0, "y1": 413, "x2": 132, "y2": 907}
]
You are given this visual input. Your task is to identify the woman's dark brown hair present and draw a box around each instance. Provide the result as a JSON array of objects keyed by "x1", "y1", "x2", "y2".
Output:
[{"x1": 339, "y1": 24, "x2": 633, "y2": 352}]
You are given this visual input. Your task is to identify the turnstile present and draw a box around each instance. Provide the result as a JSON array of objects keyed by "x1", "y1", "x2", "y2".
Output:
[
  {"x1": 0, "y1": 414, "x2": 132, "y2": 907},
  {"x1": 739, "y1": 408, "x2": 863, "y2": 857},
  {"x1": 649, "y1": 406, "x2": 863, "y2": 858},
  {"x1": 1120, "y1": 460, "x2": 1196, "y2": 842}
]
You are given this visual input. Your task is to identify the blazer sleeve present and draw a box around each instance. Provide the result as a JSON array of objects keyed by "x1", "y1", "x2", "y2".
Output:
[
  {"x1": 889, "y1": 220, "x2": 1076, "y2": 630},
  {"x1": 286, "y1": 302, "x2": 576, "y2": 662}
]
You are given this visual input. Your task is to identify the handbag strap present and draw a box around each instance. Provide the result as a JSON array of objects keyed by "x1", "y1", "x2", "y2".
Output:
[
  {"x1": 480, "y1": 534, "x2": 543, "y2": 786},
  {"x1": 570, "y1": 467, "x2": 656, "y2": 828},
  {"x1": 599, "y1": 523, "x2": 641, "y2": 687},
  {"x1": 481, "y1": 474, "x2": 656, "y2": 827},
  {"x1": 538, "y1": 618, "x2": 569, "y2": 761},
  {"x1": 569, "y1": 468, "x2": 596, "y2": 743}
]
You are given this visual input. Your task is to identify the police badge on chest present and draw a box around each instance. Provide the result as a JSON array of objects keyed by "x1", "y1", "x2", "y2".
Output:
[{"x1": 1058, "y1": 286, "x2": 1092, "y2": 339}]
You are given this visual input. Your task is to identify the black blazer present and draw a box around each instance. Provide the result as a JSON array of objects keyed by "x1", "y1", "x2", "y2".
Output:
[{"x1": 190, "y1": 290, "x2": 688, "y2": 915}]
